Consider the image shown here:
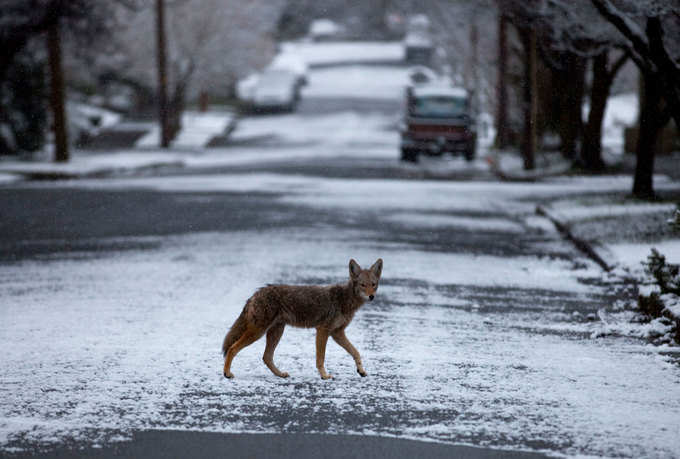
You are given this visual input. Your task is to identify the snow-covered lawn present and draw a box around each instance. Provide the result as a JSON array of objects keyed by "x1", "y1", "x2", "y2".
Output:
[
  {"x1": 2, "y1": 173, "x2": 680, "y2": 457},
  {"x1": 545, "y1": 194, "x2": 679, "y2": 270},
  {"x1": 608, "y1": 240, "x2": 680, "y2": 267},
  {"x1": 550, "y1": 202, "x2": 677, "y2": 222}
]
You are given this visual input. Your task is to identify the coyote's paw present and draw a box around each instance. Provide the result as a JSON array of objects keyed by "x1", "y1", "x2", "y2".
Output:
[
  {"x1": 320, "y1": 373, "x2": 333, "y2": 380},
  {"x1": 223, "y1": 371, "x2": 234, "y2": 379},
  {"x1": 278, "y1": 372, "x2": 289, "y2": 378},
  {"x1": 357, "y1": 369, "x2": 368, "y2": 377}
]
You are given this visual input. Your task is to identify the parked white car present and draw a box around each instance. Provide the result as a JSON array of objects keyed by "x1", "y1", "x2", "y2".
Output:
[
  {"x1": 236, "y1": 73, "x2": 260, "y2": 103},
  {"x1": 250, "y1": 69, "x2": 300, "y2": 112},
  {"x1": 267, "y1": 53, "x2": 309, "y2": 88}
]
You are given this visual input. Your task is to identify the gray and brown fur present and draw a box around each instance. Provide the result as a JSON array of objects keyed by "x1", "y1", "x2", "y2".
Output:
[{"x1": 222, "y1": 258, "x2": 383, "y2": 380}]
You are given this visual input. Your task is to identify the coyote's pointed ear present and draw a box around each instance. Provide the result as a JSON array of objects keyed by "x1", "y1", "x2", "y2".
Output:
[
  {"x1": 349, "y1": 259, "x2": 362, "y2": 279},
  {"x1": 370, "y1": 258, "x2": 383, "y2": 279}
]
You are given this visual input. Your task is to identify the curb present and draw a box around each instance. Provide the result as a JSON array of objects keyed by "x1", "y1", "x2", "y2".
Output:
[
  {"x1": 487, "y1": 154, "x2": 573, "y2": 182},
  {"x1": 0, "y1": 159, "x2": 185, "y2": 181},
  {"x1": 535, "y1": 204, "x2": 613, "y2": 272}
]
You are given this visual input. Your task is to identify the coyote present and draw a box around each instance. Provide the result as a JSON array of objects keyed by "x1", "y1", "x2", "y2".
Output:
[{"x1": 222, "y1": 258, "x2": 383, "y2": 380}]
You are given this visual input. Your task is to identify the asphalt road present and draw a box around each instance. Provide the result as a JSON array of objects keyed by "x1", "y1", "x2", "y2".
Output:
[
  {"x1": 8, "y1": 432, "x2": 547, "y2": 459},
  {"x1": 0, "y1": 184, "x2": 556, "y2": 262},
  {"x1": 2, "y1": 96, "x2": 672, "y2": 457}
]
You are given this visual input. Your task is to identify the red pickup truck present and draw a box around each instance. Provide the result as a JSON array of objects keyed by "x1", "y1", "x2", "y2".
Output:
[{"x1": 400, "y1": 85, "x2": 476, "y2": 163}]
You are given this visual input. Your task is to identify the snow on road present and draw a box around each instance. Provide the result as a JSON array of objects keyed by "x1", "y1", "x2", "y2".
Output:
[
  {"x1": 2, "y1": 173, "x2": 680, "y2": 457},
  {"x1": 228, "y1": 110, "x2": 398, "y2": 149},
  {"x1": 280, "y1": 41, "x2": 405, "y2": 66},
  {"x1": 301, "y1": 65, "x2": 411, "y2": 100}
]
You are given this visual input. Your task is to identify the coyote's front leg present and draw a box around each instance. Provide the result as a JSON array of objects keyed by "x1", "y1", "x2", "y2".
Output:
[
  {"x1": 315, "y1": 327, "x2": 332, "y2": 380},
  {"x1": 332, "y1": 329, "x2": 367, "y2": 377}
]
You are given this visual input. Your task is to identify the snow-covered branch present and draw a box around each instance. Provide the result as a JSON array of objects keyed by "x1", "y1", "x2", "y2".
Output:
[{"x1": 589, "y1": 0, "x2": 655, "y2": 71}]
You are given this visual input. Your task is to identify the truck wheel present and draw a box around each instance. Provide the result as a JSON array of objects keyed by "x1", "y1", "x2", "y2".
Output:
[
  {"x1": 464, "y1": 146, "x2": 476, "y2": 162},
  {"x1": 401, "y1": 148, "x2": 418, "y2": 163}
]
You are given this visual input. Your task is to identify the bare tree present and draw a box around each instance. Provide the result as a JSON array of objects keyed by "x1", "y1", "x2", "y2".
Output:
[
  {"x1": 0, "y1": 0, "x2": 118, "y2": 158},
  {"x1": 520, "y1": 26, "x2": 537, "y2": 169},
  {"x1": 580, "y1": 50, "x2": 629, "y2": 171},
  {"x1": 497, "y1": 0, "x2": 544, "y2": 169},
  {"x1": 155, "y1": 0, "x2": 170, "y2": 148},
  {"x1": 589, "y1": 0, "x2": 680, "y2": 198},
  {"x1": 47, "y1": 21, "x2": 68, "y2": 161},
  {"x1": 495, "y1": 12, "x2": 511, "y2": 149},
  {"x1": 95, "y1": 0, "x2": 282, "y2": 142}
]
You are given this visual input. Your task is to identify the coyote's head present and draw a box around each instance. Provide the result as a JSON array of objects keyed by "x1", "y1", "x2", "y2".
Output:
[{"x1": 349, "y1": 258, "x2": 383, "y2": 302}]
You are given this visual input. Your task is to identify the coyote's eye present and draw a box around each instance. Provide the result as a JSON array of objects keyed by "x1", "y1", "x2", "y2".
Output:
[{"x1": 372, "y1": 283, "x2": 376, "y2": 287}]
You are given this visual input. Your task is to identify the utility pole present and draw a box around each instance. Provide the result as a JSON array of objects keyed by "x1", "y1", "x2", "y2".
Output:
[
  {"x1": 495, "y1": 13, "x2": 509, "y2": 149},
  {"x1": 156, "y1": 0, "x2": 170, "y2": 148},
  {"x1": 521, "y1": 27, "x2": 537, "y2": 170},
  {"x1": 47, "y1": 21, "x2": 69, "y2": 162},
  {"x1": 470, "y1": 17, "x2": 479, "y2": 117}
]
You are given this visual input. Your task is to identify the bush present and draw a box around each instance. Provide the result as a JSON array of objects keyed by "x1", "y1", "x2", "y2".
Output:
[
  {"x1": 638, "y1": 291, "x2": 665, "y2": 318},
  {"x1": 645, "y1": 248, "x2": 680, "y2": 295},
  {"x1": 638, "y1": 248, "x2": 680, "y2": 344},
  {"x1": 0, "y1": 47, "x2": 47, "y2": 154}
]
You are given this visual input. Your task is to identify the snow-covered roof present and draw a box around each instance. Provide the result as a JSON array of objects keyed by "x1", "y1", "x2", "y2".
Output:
[
  {"x1": 309, "y1": 19, "x2": 342, "y2": 37},
  {"x1": 412, "y1": 85, "x2": 468, "y2": 99}
]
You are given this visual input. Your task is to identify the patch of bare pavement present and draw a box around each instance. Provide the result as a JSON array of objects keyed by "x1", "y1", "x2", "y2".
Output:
[{"x1": 8, "y1": 432, "x2": 548, "y2": 459}]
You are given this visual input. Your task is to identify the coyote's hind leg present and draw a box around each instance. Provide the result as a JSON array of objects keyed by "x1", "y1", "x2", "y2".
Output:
[
  {"x1": 223, "y1": 325, "x2": 265, "y2": 378},
  {"x1": 316, "y1": 327, "x2": 332, "y2": 380},
  {"x1": 263, "y1": 322, "x2": 289, "y2": 378}
]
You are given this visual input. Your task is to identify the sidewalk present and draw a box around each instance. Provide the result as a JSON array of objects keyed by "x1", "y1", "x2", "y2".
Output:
[
  {"x1": 535, "y1": 187, "x2": 680, "y2": 347},
  {"x1": 0, "y1": 110, "x2": 238, "y2": 181},
  {"x1": 487, "y1": 150, "x2": 573, "y2": 181},
  {"x1": 0, "y1": 151, "x2": 185, "y2": 180}
]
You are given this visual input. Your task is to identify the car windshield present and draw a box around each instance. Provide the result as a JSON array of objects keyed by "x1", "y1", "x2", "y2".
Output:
[
  {"x1": 412, "y1": 96, "x2": 467, "y2": 118},
  {"x1": 259, "y1": 70, "x2": 294, "y2": 85}
]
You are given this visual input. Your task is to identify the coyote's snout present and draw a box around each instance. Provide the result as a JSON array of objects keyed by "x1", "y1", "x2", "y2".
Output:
[{"x1": 222, "y1": 258, "x2": 383, "y2": 380}]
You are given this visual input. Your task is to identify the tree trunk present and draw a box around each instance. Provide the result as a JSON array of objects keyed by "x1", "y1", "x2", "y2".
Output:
[
  {"x1": 469, "y1": 19, "x2": 479, "y2": 116},
  {"x1": 581, "y1": 51, "x2": 628, "y2": 171},
  {"x1": 521, "y1": 28, "x2": 537, "y2": 170},
  {"x1": 47, "y1": 22, "x2": 68, "y2": 162},
  {"x1": 633, "y1": 72, "x2": 661, "y2": 199},
  {"x1": 155, "y1": 0, "x2": 170, "y2": 148},
  {"x1": 495, "y1": 13, "x2": 510, "y2": 149},
  {"x1": 559, "y1": 53, "x2": 585, "y2": 160},
  {"x1": 580, "y1": 52, "x2": 609, "y2": 171},
  {"x1": 168, "y1": 84, "x2": 185, "y2": 141}
]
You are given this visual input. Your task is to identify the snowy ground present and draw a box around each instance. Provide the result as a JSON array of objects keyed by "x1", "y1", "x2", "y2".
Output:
[
  {"x1": 2, "y1": 172, "x2": 680, "y2": 457},
  {"x1": 2, "y1": 45, "x2": 680, "y2": 458}
]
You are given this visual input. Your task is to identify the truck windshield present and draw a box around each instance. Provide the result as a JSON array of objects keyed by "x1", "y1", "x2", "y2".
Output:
[{"x1": 413, "y1": 96, "x2": 467, "y2": 118}]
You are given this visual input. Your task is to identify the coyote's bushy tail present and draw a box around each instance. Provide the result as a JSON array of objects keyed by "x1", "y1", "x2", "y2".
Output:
[{"x1": 222, "y1": 309, "x2": 248, "y2": 357}]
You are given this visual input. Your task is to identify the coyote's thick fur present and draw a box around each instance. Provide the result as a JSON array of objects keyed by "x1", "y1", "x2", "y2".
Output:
[{"x1": 222, "y1": 258, "x2": 383, "y2": 380}]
